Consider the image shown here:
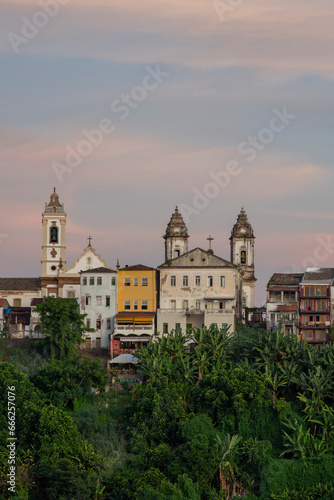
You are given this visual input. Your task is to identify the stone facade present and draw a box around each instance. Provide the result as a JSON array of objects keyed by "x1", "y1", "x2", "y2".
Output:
[{"x1": 157, "y1": 247, "x2": 243, "y2": 334}]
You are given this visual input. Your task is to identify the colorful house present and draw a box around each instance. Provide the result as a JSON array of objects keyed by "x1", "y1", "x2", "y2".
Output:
[{"x1": 111, "y1": 265, "x2": 157, "y2": 357}]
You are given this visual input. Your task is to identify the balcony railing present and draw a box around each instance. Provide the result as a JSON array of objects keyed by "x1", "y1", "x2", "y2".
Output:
[
  {"x1": 205, "y1": 309, "x2": 233, "y2": 314},
  {"x1": 115, "y1": 325, "x2": 154, "y2": 332}
]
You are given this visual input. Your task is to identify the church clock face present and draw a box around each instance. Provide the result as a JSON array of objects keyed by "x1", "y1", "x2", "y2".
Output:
[{"x1": 240, "y1": 228, "x2": 246, "y2": 234}]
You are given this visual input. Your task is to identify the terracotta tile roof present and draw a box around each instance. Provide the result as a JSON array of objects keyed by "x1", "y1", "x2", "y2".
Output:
[
  {"x1": 81, "y1": 267, "x2": 116, "y2": 274},
  {"x1": 268, "y1": 273, "x2": 304, "y2": 287},
  {"x1": 277, "y1": 305, "x2": 298, "y2": 312},
  {"x1": 0, "y1": 278, "x2": 41, "y2": 291},
  {"x1": 0, "y1": 299, "x2": 8, "y2": 307},
  {"x1": 30, "y1": 298, "x2": 44, "y2": 306},
  {"x1": 302, "y1": 268, "x2": 334, "y2": 283},
  {"x1": 119, "y1": 264, "x2": 156, "y2": 271}
]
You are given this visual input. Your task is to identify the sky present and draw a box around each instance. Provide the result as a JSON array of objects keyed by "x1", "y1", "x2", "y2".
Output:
[{"x1": 1, "y1": 0, "x2": 334, "y2": 305}]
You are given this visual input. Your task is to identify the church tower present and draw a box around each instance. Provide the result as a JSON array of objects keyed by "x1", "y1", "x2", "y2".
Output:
[
  {"x1": 164, "y1": 207, "x2": 189, "y2": 261},
  {"x1": 230, "y1": 208, "x2": 256, "y2": 309},
  {"x1": 41, "y1": 188, "x2": 67, "y2": 279}
]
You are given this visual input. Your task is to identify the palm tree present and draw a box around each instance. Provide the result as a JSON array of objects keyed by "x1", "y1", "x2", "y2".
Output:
[{"x1": 215, "y1": 434, "x2": 244, "y2": 498}]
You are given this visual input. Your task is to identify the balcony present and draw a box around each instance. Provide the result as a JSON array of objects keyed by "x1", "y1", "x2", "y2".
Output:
[
  {"x1": 114, "y1": 325, "x2": 154, "y2": 335},
  {"x1": 205, "y1": 309, "x2": 233, "y2": 314}
]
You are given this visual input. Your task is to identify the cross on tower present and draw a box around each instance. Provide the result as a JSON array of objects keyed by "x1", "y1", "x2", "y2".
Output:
[
  {"x1": 87, "y1": 236, "x2": 92, "y2": 247},
  {"x1": 207, "y1": 235, "x2": 214, "y2": 250}
]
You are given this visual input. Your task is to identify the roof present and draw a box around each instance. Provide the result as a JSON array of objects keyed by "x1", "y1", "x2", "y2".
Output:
[
  {"x1": 119, "y1": 264, "x2": 156, "y2": 271},
  {"x1": 0, "y1": 299, "x2": 9, "y2": 307},
  {"x1": 31, "y1": 298, "x2": 44, "y2": 306},
  {"x1": 159, "y1": 247, "x2": 236, "y2": 269},
  {"x1": 302, "y1": 268, "x2": 334, "y2": 284},
  {"x1": 116, "y1": 312, "x2": 156, "y2": 318},
  {"x1": 0, "y1": 278, "x2": 41, "y2": 291},
  {"x1": 81, "y1": 266, "x2": 116, "y2": 274},
  {"x1": 267, "y1": 273, "x2": 304, "y2": 287},
  {"x1": 277, "y1": 305, "x2": 298, "y2": 312}
]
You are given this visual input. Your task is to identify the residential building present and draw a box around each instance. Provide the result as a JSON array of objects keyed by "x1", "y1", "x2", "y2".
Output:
[
  {"x1": 299, "y1": 267, "x2": 334, "y2": 345},
  {"x1": 112, "y1": 264, "x2": 157, "y2": 356},
  {"x1": 266, "y1": 273, "x2": 303, "y2": 335},
  {"x1": 157, "y1": 208, "x2": 243, "y2": 334},
  {"x1": 80, "y1": 267, "x2": 117, "y2": 349}
]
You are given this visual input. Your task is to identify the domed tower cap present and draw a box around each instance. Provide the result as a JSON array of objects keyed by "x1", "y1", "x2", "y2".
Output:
[
  {"x1": 46, "y1": 188, "x2": 63, "y2": 208},
  {"x1": 231, "y1": 207, "x2": 254, "y2": 238},
  {"x1": 164, "y1": 206, "x2": 189, "y2": 239}
]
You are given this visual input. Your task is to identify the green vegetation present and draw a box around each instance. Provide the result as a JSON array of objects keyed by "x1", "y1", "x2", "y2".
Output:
[{"x1": 1, "y1": 302, "x2": 334, "y2": 499}]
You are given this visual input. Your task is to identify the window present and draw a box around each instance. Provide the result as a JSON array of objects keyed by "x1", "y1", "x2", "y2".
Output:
[
  {"x1": 124, "y1": 300, "x2": 131, "y2": 310},
  {"x1": 222, "y1": 323, "x2": 228, "y2": 329},
  {"x1": 182, "y1": 300, "x2": 188, "y2": 310},
  {"x1": 134, "y1": 300, "x2": 138, "y2": 310},
  {"x1": 195, "y1": 300, "x2": 201, "y2": 310},
  {"x1": 208, "y1": 276, "x2": 213, "y2": 287},
  {"x1": 303, "y1": 330, "x2": 313, "y2": 341},
  {"x1": 171, "y1": 300, "x2": 176, "y2": 310},
  {"x1": 141, "y1": 300, "x2": 148, "y2": 310},
  {"x1": 142, "y1": 278, "x2": 148, "y2": 286},
  {"x1": 67, "y1": 291, "x2": 75, "y2": 298},
  {"x1": 316, "y1": 300, "x2": 328, "y2": 311},
  {"x1": 242, "y1": 296, "x2": 247, "y2": 307},
  {"x1": 315, "y1": 330, "x2": 327, "y2": 341},
  {"x1": 13, "y1": 299, "x2": 21, "y2": 307},
  {"x1": 89, "y1": 277, "x2": 94, "y2": 285},
  {"x1": 96, "y1": 319, "x2": 101, "y2": 330},
  {"x1": 183, "y1": 276, "x2": 188, "y2": 287},
  {"x1": 174, "y1": 249, "x2": 180, "y2": 258},
  {"x1": 85, "y1": 296, "x2": 91, "y2": 306},
  {"x1": 111, "y1": 276, "x2": 116, "y2": 286},
  {"x1": 106, "y1": 296, "x2": 110, "y2": 307},
  {"x1": 171, "y1": 276, "x2": 176, "y2": 287},
  {"x1": 134, "y1": 278, "x2": 138, "y2": 286},
  {"x1": 82, "y1": 277, "x2": 87, "y2": 286},
  {"x1": 241, "y1": 250, "x2": 247, "y2": 264},
  {"x1": 195, "y1": 276, "x2": 201, "y2": 286},
  {"x1": 219, "y1": 301, "x2": 225, "y2": 310},
  {"x1": 96, "y1": 296, "x2": 102, "y2": 306},
  {"x1": 163, "y1": 323, "x2": 168, "y2": 334},
  {"x1": 107, "y1": 318, "x2": 111, "y2": 330},
  {"x1": 186, "y1": 323, "x2": 192, "y2": 332},
  {"x1": 124, "y1": 278, "x2": 131, "y2": 286},
  {"x1": 50, "y1": 225, "x2": 58, "y2": 243},
  {"x1": 175, "y1": 323, "x2": 181, "y2": 333},
  {"x1": 206, "y1": 300, "x2": 213, "y2": 310},
  {"x1": 97, "y1": 277, "x2": 102, "y2": 285},
  {"x1": 86, "y1": 318, "x2": 91, "y2": 328},
  {"x1": 220, "y1": 276, "x2": 225, "y2": 288},
  {"x1": 304, "y1": 286, "x2": 327, "y2": 297}
]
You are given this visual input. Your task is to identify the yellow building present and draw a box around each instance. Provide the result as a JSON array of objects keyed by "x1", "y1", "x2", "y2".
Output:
[{"x1": 112, "y1": 265, "x2": 157, "y2": 356}]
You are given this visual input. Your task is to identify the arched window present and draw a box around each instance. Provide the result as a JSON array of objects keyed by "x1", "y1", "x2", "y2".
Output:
[
  {"x1": 174, "y1": 249, "x2": 180, "y2": 258},
  {"x1": 50, "y1": 226, "x2": 58, "y2": 243},
  {"x1": 241, "y1": 250, "x2": 247, "y2": 264}
]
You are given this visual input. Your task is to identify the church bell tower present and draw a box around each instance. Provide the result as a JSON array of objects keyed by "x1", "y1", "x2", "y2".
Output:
[
  {"x1": 164, "y1": 207, "x2": 189, "y2": 261},
  {"x1": 41, "y1": 188, "x2": 67, "y2": 281},
  {"x1": 230, "y1": 208, "x2": 256, "y2": 309}
]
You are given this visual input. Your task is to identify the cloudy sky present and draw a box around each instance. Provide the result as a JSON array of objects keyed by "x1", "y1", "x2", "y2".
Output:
[{"x1": 1, "y1": 0, "x2": 334, "y2": 304}]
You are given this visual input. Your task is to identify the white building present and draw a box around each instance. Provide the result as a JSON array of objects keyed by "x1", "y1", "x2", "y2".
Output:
[
  {"x1": 157, "y1": 208, "x2": 243, "y2": 334},
  {"x1": 80, "y1": 267, "x2": 117, "y2": 349}
]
